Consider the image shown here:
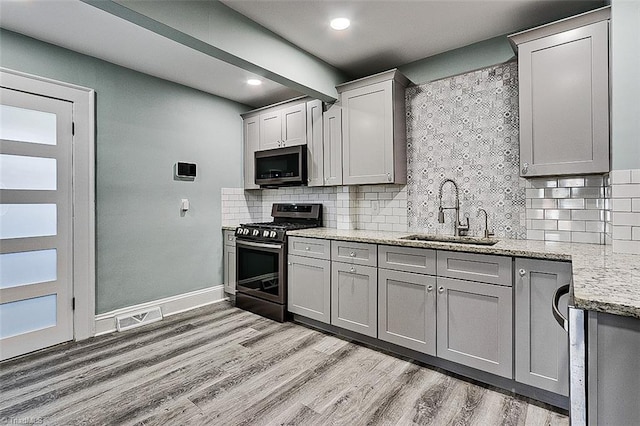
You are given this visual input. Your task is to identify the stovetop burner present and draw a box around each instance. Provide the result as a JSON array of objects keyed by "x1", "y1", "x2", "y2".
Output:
[{"x1": 235, "y1": 203, "x2": 323, "y2": 243}]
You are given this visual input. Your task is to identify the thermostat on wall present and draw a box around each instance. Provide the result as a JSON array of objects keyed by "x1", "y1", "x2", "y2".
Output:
[{"x1": 175, "y1": 162, "x2": 196, "y2": 179}]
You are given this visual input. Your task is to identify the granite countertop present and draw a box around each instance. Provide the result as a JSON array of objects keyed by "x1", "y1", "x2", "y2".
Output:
[{"x1": 287, "y1": 228, "x2": 640, "y2": 320}]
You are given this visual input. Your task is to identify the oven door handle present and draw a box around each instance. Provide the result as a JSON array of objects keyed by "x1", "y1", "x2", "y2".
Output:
[{"x1": 236, "y1": 240, "x2": 282, "y2": 250}]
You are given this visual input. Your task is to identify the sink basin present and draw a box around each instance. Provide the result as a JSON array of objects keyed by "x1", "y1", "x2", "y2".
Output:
[{"x1": 400, "y1": 234, "x2": 500, "y2": 246}]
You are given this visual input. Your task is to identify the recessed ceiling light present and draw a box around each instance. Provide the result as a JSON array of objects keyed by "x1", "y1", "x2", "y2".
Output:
[
  {"x1": 330, "y1": 17, "x2": 350, "y2": 31},
  {"x1": 247, "y1": 79, "x2": 262, "y2": 86}
]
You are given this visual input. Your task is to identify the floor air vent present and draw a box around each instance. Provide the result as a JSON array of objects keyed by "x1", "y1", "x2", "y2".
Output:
[{"x1": 115, "y1": 306, "x2": 163, "y2": 332}]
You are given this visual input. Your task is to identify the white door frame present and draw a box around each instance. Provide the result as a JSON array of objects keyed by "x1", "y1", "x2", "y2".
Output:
[{"x1": 1, "y1": 67, "x2": 96, "y2": 340}]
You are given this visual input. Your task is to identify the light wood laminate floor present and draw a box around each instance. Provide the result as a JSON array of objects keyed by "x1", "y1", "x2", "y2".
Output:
[{"x1": 0, "y1": 302, "x2": 568, "y2": 425}]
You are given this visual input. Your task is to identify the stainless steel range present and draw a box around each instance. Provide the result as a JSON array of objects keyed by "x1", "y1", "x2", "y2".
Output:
[{"x1": 234, "y1": 203, "x2": 322, "y2": 322}]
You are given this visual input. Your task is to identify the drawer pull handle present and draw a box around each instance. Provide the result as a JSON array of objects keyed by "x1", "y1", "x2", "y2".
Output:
[
  {"x1": 519, "y1": 268, "x2": 526, "y2": 277},
  {"x1": 522, "y1": 162, "x2": 529, "y2": 175},
  {"x1": 438, "y1": 286, "x2": 445, "y2": 293},
  {"x1": 427, "y1": 285, "x2": 433, "y2": 292},
  {"x1": 349, "y1": 251, "x2": 355, "y2": 257},
  {"x1": 350, "y1": 267, "x2": 355, "y2": 273},
  {"x1": 305, "y1": 247, "x2": 310, "y2": 251}
]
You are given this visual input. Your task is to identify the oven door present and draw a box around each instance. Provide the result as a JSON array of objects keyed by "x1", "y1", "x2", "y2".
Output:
[{"x1": 236, "y1": 239, "x2": 285, "y2": 304}]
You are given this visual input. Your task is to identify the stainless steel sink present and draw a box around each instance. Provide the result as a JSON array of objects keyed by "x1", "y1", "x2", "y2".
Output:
[{"x1": 400, "y1": 234, "x2": 500, "y2": 246}]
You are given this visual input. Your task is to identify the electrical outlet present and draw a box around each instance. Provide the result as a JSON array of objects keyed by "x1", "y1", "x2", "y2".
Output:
[{"x1": 372, "y1": 200, "x2": 380, "y2": 216}]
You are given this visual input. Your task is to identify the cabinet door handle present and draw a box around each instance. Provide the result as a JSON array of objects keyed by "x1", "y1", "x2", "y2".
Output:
[
  {"x1": 519, "y1": 268, "x2": 526, "y2": 277},
  {"x1": 387, "y1": 173, "x2": 391, "y2": 182},
  {"x1": 427, "y1": 285, "x2": 434, "y2": 292},
  {"x1": 438, "y1": 286, "x2": 445, "y2": 293},
  {"x1": 349, "y1": 251, "x2": 355, "y2": 257},
  {"x1": 522, "y1": 162, "x2": 529, "y2": 175},
  {"x1": 349, "y1": 267, "x2": 355, "y2": 273},
  {"x1": 305, "y1": 246, "x2": 310, "y2": 251},
  {"x1": 288, "y1": 262, "x2": 292, "y2": 266}
]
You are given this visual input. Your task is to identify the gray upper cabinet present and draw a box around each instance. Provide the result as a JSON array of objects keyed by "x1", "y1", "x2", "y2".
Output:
[
  {"x1": 331, "y1": 262, "x2": 377, "y2": 338},
  {"x1": 258, "y1": 101, "x2": 307, "y2": 150},
  {"x1": 306, "y1": 99, "x2": 324, "y2": 187},
  {"x1": 337, "y1": 69, "x2": 408, "y2": 185},
  {"x1": 288, "y1": 254, "x2": 331, "y2": 324},
  {"x1": 515, "y1": 258, "x2": 570, "y2": 396},
  {"x1": 437, "y1": 276, "x2": 513, "y2": 378},
  {"x1": 509, "y1": 8, "x2": 610, "y2": 177},
  {"x1": 322, "y1": 103, "x2": 343, "y2": 186},
  {"x1": 242, "y1": 114, "x2": 260, "y2": 189},
  {"x1": 378, "y1": 268, "x2": 436, "y2": 355}
]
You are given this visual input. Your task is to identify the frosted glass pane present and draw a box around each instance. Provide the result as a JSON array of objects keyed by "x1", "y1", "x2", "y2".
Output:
[
  {"x1": 0, "y1": 105, "x2": 56, "y2": 145},
  {"x1": 0, "y1": 204, "x2": 56, "y2": 239},
  {"x1": 0, "y1": 295, "x2": 57, "y2": 338},
  {"x1": 0, "y1": 249, "x2": 57, "y2": 289},
  {"x1": 0, "y1": 154, "x2": 57, "y2": 190}
]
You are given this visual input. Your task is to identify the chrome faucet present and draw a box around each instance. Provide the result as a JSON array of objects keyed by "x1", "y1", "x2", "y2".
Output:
[
  {"x1": 438, "y1": 178, "x2": 469, "y2": 236},
  {"x1": 476, "y1": 208, "x2": 495, "y2": 239}
]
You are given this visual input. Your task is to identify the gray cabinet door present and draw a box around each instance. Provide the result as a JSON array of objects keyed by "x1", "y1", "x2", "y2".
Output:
[
  {"x1": 378, "y1": 269, "x2": 436, "y2": 355},
  {"x1": 515, "y1": 258, "x2": 570, "y2": 396},
  {"x1": 259, "y1": 109, "x2": 282, "y2": 150},
  {"x1": 323, "y1": 103, "x2": 343, "y2": 186},
  {"x1": 518, "y1": 20, "x2": 609, "y2": 177},
  {"x1": 437, "y1": 277, "x2": 513, "y2": 378},
  {"x1": 341, "y1": 80, "x2": 394, "y2": 185},
  {"x1": 331, "y1": 262, "x2": 377, "y2": 337},
  {"x1": 306, "y1": 99, "x2": 324, "y2": 187},
  {"x1": 288, "y1": 254, "x2": 331, "y2": 323},
  {"x1": 281, "y1": 102, "x2": 306, "y2": 147},
  {"x1": 224, "y1": 245, "x2": 236, "y2": 295},
  {"x1": 243, "y1": 115, "x2": 260, "y2": 189}
]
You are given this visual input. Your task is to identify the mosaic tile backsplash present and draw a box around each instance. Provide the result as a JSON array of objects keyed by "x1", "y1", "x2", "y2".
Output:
[{"x1": 405, "y1": 61, "x2": 527, "y2": 239}]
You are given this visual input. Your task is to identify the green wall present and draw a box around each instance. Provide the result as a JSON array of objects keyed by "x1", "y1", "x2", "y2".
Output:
[
  {"x1": 399, "y1": 36, "x2": 516, "y2": 85},
  {"x1": 611, "y1": 0, "x2": 640, "y2": 169},
  {"x1": 0, "y1": 29, "x2": 248, "y2": 314}
]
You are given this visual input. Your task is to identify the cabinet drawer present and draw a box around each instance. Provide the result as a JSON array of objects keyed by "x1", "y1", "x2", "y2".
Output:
[
  {"x1": 223, "y1": 230, "x2": 236, "y2": 246},
  {"x1": 437, "y1": 251, "x2": 512, "y2": 286},
  {"x1": 331, "y1": 240, "x2": 377, "y2": 266},
  {"x1": 378, "y1": 245, "x2": 436, "y2": 275},
  {"x1": 288, "y1": 237, "x2": 330, "y2": 260}
]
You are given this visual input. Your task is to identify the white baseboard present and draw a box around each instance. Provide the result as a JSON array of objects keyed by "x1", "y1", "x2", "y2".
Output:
[{"x1": 94, "y1": 286, "x2": 227, "y2": 336}]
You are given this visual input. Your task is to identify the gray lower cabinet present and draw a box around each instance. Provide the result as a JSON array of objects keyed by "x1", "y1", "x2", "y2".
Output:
[
  {"x1": 588, "y1": 312, "x2": 640, "y2": 426},
  {"x1": 331, "y1": 262, "x2": 377, "y2": 337},
  {"x1": 287, "y1": 254, "x2": 331, "y2": 324},
  {"x1": 436, "y1": 276, "x2": 513, "y2": 378},
  {"x1": 515, "y1": 258, "x2": 570, "y2": 396},
  {"x1": 378, "y1": 269, "x2": 436, "y2": 355},
  {"x1": 223, "y1": 230, "x2": 236, "y2": 294}
]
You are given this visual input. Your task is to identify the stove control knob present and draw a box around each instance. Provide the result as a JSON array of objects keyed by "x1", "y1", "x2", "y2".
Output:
[
  {"x1": 243, "y1": 228, "x2": 250, "y2": 235},
  {"x1": 252, "y1": 229, "x2": 259, "y2": 236},
  {"x1": 269, "y1": 231, "x2": 277, "y2": 238},
  {"x1": 263, "y1": 230, "x2": 270, "y2": 237}
]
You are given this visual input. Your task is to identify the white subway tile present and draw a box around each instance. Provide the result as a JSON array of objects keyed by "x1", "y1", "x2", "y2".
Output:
[
  {"x1": 613, "y1": 212, "x2": 640, "y2": 226},
  {"x1": 611, "y1": 198, "x2": 632, "y2": 212},
  {"x1": 558, "y1": 177, "x2": 584, "y2": 188},
  {"x1": 632, "y1": 169, "x2": 640, "y2": 184},
  {"x1": 544, "y1": 231, "x2": 571, "y2": 242},
  {"x1": 545, "y1": 188, "x2": 571, "y2": 198},
  {"x1": 558, "y1": 220, "x2": 585, "y2": 231},
  {"x1": 544, "y1": 210, "x2": 571, "y2": 220},
  {"x1": 585, "y1": 221, "x2": 605, "y2": 233},
  {"x1": 611, "y1": 169, "x2": 632, "y2": 185},
  {"x1": 613, "y1": 239, "x2": 640, "y2": 254},
  {"x1": 526, "y1": 188, "x2": 545, "y2": 198},
  {"x1": 378, "y1": 223, "x2": 394, "y2": 231},
  {"x1": 633, "y1": 227, "x2": 640, "y2": 241},
  {"x1": 527, "y1": 229, "x2": 545, "y2": 240},
  {"x1": 392, "y1": 223, "x2": 408, "y2": 232},
  {"x1": 632, "y1": 198, "x2": 640, "y2": 212},
  {"x1": 571, "y1": 209, "x2": 603, "y2": 221},
  {"x1": 613, "y1": 225, "x2": 632, "y2": 240},
  {"x1": 571, "y1": 232, "x2": 601, "y2": 244},
  {"x1": 557, "y1": 199, "x2": 584, "y2": 209},
  {"x1": 527, "y1": 209, "x2": 545, "y2": 219},
  {"x1": 612, "y1": 184, "x2": 640, "y2": 198},
  {"x1": 531, "y1": 219, "x2": 558, "y2": 230},
  {"x1": 531, "y1": 199, "x2": 558, "y2": 209},
  {"x1": 529, "y1": 178, "x2": 558, "y2": 188},
  {"x1": 584, "y1": 176, "x2": 605, "y2": 187}
]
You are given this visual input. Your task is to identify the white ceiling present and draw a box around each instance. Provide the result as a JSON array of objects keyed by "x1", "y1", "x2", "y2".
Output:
[
  {"x1": 221, "y1": 0, "x2": 605, "y2": 78},
  {"x1": 0, "y1": 0, "x2": 605, "y2": 107}
]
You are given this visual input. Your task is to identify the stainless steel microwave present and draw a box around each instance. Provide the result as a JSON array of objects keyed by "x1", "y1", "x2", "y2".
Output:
[{"x1": 255, "y1": 145, "x2": 307, "y2": 187}]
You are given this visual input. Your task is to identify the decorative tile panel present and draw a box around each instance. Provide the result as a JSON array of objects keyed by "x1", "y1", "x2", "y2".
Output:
[{"x1": 405, "y1": 61, "x2": 527, "y2": 239}]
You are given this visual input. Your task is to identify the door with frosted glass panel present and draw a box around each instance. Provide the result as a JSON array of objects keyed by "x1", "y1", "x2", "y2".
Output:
[{"x1": 0, "y1": 87, "x2": 73, "y2": 361}]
